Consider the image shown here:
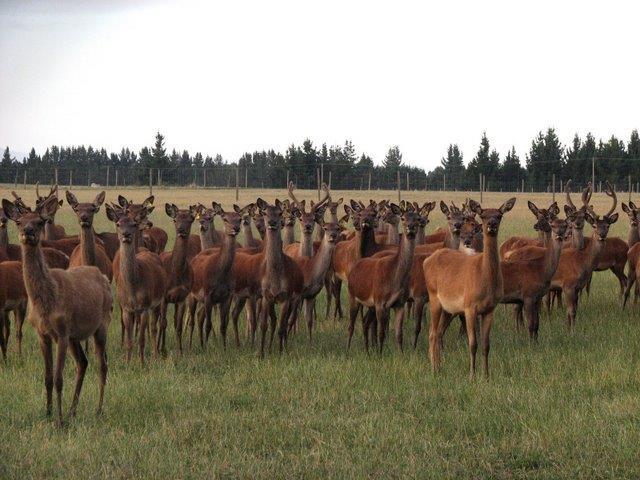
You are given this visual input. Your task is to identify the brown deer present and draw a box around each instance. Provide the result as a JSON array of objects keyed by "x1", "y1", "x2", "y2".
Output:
[
  {"x1": 254, "y1": 198, "x2": 304, "y2": 356},
  {"x1": 500, "y1": 215, "x2": 568, "y2": 340},
  {"x1": 285, "y1": 182, "x2": 329, "y2": 257},
  {"x1": 106, "y1": 202, "x2": 166, "y2": 365},
  {"x1": 195, "y1": 203, "x2": 222, "y2": 249},
  {"x1": 415, "y1": 202, "x2": 464, "y2": 255},
  {"x1": 159, "y1": 204, "x2": 197, "y2": 353},
  {"x1": 239, "y1": 203, "x2": 263, "y2": 249},
  {"x1": 2, "y1": 196, "x2": 112, "y2": 425},
  {"x1": 622, "y1": 202, "x2": 640, "y2": 306},
  {"x1": 500, "y1": 201, "x2": 559, "y2": 257},
  {"x1": 0, "y1": 261, "x2": 27, "y2": 359},
  {"x1": 66, "y1": 191, "x2": 113, "y2": 282},
  {"x1": 287, "y1": 219, "x2": 343, "y2": 341},
  {"x1": 424, "y1": 197, "x2": 516, "y2": 378},
  {"x1": 347, "y1": 205, "x2": 422, "y2": 353},
  {"x1": 33, "y1": 183, "x2": 67, "y2": 240},
  {"x1": 187, "y1": 204, "x2": 244, "y2": 349}
]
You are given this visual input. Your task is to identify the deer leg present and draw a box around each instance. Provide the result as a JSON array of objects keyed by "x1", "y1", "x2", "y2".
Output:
[
  {"x1": 412, "y1": 297, "x2": 425, "y2": 350},
  {"x1": 428, "y1": 301, "x2": 443, "y2": 373},
  {"x1": 278, "y1": 300, "x2": 291, "y2": 353},
  {"x1": 524, "y1": 298, "x2": 536, "y2": 342},
  {"x1": 138, "y1": 310, "x2": 148, "y2": 366},
  {"x1": 15, "y1": 305, "x2": 25, "y2": 357},
  {"x1": 375, "y1": 304, "x2": 389, "y2": 355},
  {"x1": 347, "y1": 296, "x2": 359, "y2": 350},
  {"x1": 68, "y1": 339, "x2": 88, "y2": 418},
  {"x1": 149, "y1": 308, "x2": 159, "y2": 359},
  {"x1": 120, "y1": 306, "x2": 125, "y2": 347},
  {"x1": 514, "y1": 304, "x2": 523, "y2": 330},
  {"x1": 219, "y1": 296, "x2": 232, "y2": 349},
  {"x1": 246, "y1": 297, "x2": 257, "y2": 347},
  {"x1": 332, "y1": 278, "x2": 343, "y2": 321},
  {"x1": 197, "y1": 301, "x2": 206, "y2": 349},
  {"x1": 0, "y1": 311, "x2": 7, "y2": 361},
  {"x1": 623, "y1": 267, "x2": 636, "y2": 308},
  {"x1": 204, "y1": 297, "x2": 215, "y2": 345},
  {"x1": 187, "y1": 297, "x2": 197, "y2": 349},
  {"x1": 123, "y1": 310, "x2": 135, "y2": 363},
  {"x1": 565, "y1": 288, "x2": 578, "y2": 332},
  {"x1": 38, "y1": 334, "x2": 54, "y2": 417},
  {"x1": 174, "y1": 301, "x2": 185, "y2": 354},
  {"x1": 53, "y1": 336, "x2": 68, "y2": 426},
  {"x1": 93, "y1": 325, "x2": 108, "y2": 415},
  {"x1": 324, "y1": 275, "x2": 333, "y2": 321},
  {"x1": 585, "y1": 273, "x2": 592, "y2": 297},
  {"x1": 612, "y1": 264, "x2": 627, "y2": 298},
  {"x1": 259, "y1": 298, "x2": 272, "y2": 358},
  {"x1": 362, "y1": 308, "x2": 375, "y2": 354},
  {"x1": 393, "y1": 305, "x2": 405, "y2": 352},
  {"x1": 462, "y1": 308, "x2": 478, "y2": 379},
  {"x1": 480, "y1": 311, "x2": 494, "y2": 379}
]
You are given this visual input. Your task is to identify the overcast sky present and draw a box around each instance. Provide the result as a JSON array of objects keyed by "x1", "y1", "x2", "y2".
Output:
[{"x1": 1, "y1": 0, "x2": 639, "y2": 169}]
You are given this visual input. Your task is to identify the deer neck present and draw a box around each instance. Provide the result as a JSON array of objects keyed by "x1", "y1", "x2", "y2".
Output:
[
  {"x1": 415, "y1": 226, "x2": 426, "y2": 245},
  {"x1": 44, "y1": 221, "x2": 56, "y2": 240},
  {"x1": 537, "y1": 229, "x2": 545, "y2": 242},
  {"x1": 360, "y1": 226, "x2": 378, "y2": 257},
  {"x1": 200, "y1": 227, "x2": 216, "y2": 250},
  {"x1": 79, "y1": 225, "x2": 97, "y2": 266},
  {"x1": 309, "y1": 237, "x2": 336, "y2": 288},
  {"x1": 171, "y1": 235, "x2": 190, "y2": 279},
  {"x1": 299, "y1": 229, "x2": 314, "y2": 257},
  {"x1": 265, "y1": 228, "x2": 284, "y2": 279},
  {"x1": 481, "y1": 233, "x2": 501, "y2": 290},
  {"x1": 119, "y1": 240, "x2": 140, "y2": 294},
  {"x1": 242, "y1": 223, "x2": 256, "y2": 248},
  {"x1": 542, "y1": 230, "x2": 551, "y2": 247},
  {"x1": 392, "y1": 231, "x2": 416, "y2": 288},
  {"x1": 0, "y1": 226, "x2": 8, "y2": 254},
  {"x1": 444, "y1": 228, "x2": 460, "y2": 250},
  {"x1": 586, "y1": 234, "x2": 605, "y2": 272},
  {"x1": 543, "y1": 236, "x2": 563, "y2": 280},
  {"x1": 628, "y1": 225, "x2": 640, "y2": 247},
  {"x1": 283, "y1": 225, "x2": 295, "y2": 247},
  {"x1": 571, "y1": 227, "x2": 585, "y2": 250},
  {"x1": 387, "y1": 222, "x2": 400, "y2": 245},
  {"x1": 21, "y1": 242, "x2": 58, "y2": 318}
]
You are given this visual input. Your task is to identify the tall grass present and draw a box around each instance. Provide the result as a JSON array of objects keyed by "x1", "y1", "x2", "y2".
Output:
[{"x1": 1, "y1": 187, "x2": 639, "y2": 479}]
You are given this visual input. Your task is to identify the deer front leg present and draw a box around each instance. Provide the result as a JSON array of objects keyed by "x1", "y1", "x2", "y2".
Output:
[
  {"x1": 123, "y1": 310, "x2": 135, "y2": 363},
  {"x1": 463, "y1": 308, "x2": 478, "y2": 379},
  {"x1": 138, "y1": 310, "x2": 148, "y2": 366},
  {"x1": 219, "y1": 295, "x2": 232, "y2": 349},
  {"x1": 412, "y1": 297, "x2": 426, "y2": 350},
  {"x1": 375, "y1": 304, "x2": 389, "y2": 354},
  {"x1": 393, "y1": 305, "x2": 405, "y2": 351},
  {"x1": 428, "y1": 301, "x2": 443, "y2": 372},
  {"x1": 93, "y1": 325, "x2": 108, "y2": 415},
  {"x1": 174, "y1": 301, "x2": 185, "y2": 354},
  {"x1": 258, "y1": 297, "x2": 272, "y2": 358},
  {"x1": 54, "y1": 335, "x2": 68, "y2": 426},
  {"x1": 0, "y1": 311, "x2": 6, "y2": 361},
  {"x1": 38, "y1": 334, "x2": 54, "y2": 417},
  {"x1": 15, "y1": 305, "x2": 25, "y2": 357},
  {"x1": 480, "y1": 310, "x2": 494, "y2": 379},
  {"x1": 68, "y1": 339, "x2": 88, "y2": 418},
  {"x1": 347, "y1": 295, "x2": 359, "y2": 350},
  {"x1": 277, "y1": 300, "x2": 291, "y2": 353}
]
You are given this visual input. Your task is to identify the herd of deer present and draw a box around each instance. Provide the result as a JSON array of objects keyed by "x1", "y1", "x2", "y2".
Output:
[{"x1": 0, "y1": 179, "x2": 635, "y2": 425}]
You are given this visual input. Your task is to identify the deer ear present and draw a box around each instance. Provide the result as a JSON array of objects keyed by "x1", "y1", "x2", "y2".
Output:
[
  {"x1": 389, "y1": 203, "x2": 401, "y2": 215},
  {"x1": 233, "y1": 204, "x2": 241, "y2": 213},
  {"x1": 548, "y1": 202, "x2": 559, "y2": 216},
  {"x1": 622, "y1": 203, "x2": 630, "y2": 214},
  {"x1": 165, "y1": 203, "x2": 178, "y2": 218},
  {"x1": 584, "y1": 212, "x2": 596, "y2": 226},
  {"x1": 527, "y1": 201, "x2": 539, "y2": 216},
  {"x1": 1, "y1": 199, "x2": 20, "y2": 221},
  {"x1": 344, "y1": 205, "x2": 352, "y2": 216},
  {"x1": 439, "y1": 200, "x2": 450, "y2": 216},
  {"x1": 338, "y1": 215, "x2": 349, "y2": 229},
  {"x1": 117, "y1": 195, "x2": 128, "y2": 207},
  {"x1": 630, "y1": 201, "x2": 637, "y2": 210},
  {"x1": 350, "y1": 199, "x2": 361, "y2": 211},
  {"x1": 94, "y1": 191, "x2": 106, "y2": 208},
  {"x1": 105, "y1": 204, "x2": 118, "y2": 222},
  {"x1": 607, "y1": 212, "x2": 619, "y2": 224},
  {"x1": 39, "y1": 196, "x2": 59, "y2": 219},
  {"x1": 500, "y1": 198, "x2": 516, "y2": 214},
  {"x1": 564, "y1": 204, "x2": 574, "y2": 217},
  {"x1": 336, "y1": 198, "x2": 343, "y2": 206},
  {"x1": 65, "y1": 190, "x2": 79, "y2": 209},
  {"x1": 211, "y1": 201, "x2": 223, "y2": 215},
  {"x1": 468, "y1": 199, "x2": 482, "y2": 215},
  {"x1": 145, "y1": 205, "x2": 155, "y2": 216}
]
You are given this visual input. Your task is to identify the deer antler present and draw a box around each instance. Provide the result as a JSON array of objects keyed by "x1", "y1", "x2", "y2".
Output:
[
  {"x1": 287, "y1": 181, "x2": 305, "y2": 211},
  {"x1": 565, "y1": 180, "x2": 576, "y2": 211},
  {"x1": 311, "y1": 184, "x2": 330, "y2": 213},
  {"x1": 35, "y1": 181, "x2": 41, "y2": 199},
  {"x1": 604, "y1": 181, "x2": 617, "y2": 217}
]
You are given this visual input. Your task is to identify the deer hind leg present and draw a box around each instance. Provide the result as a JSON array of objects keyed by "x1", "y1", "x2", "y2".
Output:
[
  {"x1": 362, "y1": 308, "x2": 375, "y2": 354},
  {"x1": 258, "y1": 298, "x2": 272, "y2": 358},
  {"x1": 393, "y1": 305, "x2": 405, "y2": 352},
  {"x1": 219, "y1": 296, "x2": 232, "y2": 349},
  {"x1": 480, "y1": 311, "x2": 494, "y2": 379},
  {"x1": 186, "y1": 297, "x2": 197, "y2": 349},
  {"x1": 93, "y1": 325, "x2": 108, "y2": 415},
  {"x1": 122, "y1": 310, "x2": 135, "y2": 363},
  {"x1": 0, "y1": 311, "x2": 7, "y2": 360},
  {"x1": 565, "y1": 288, "x2": 578, "y2": 332},
  {"x1": 304, "y1": 298, "x2": 315, "y2": 343},
  {"x1": 375, "y1": 304, "x2": 389, "y2": 355},
  {"x1": 226, "y1": 297, "x2": 241, "y2": 348},
  {"x1": 138, "y1": 310, "x2": 149, "y2": 366},
  {"x1": 149, "y1": 307, "x2": 160, "y2": 359},
  {"x1": 53, "y1": 336, "x2": 68, "y2": 426},
  {"x1": 203, "y1": 296, "x2": 215, "y2": 348},
  {"x1": 462, "y1": 308, "x2": 478, "y2": 379},
  {"x1": 524, "y1": 298, "x2": 537, "y2": 342},
  {"x1": 623, "y1": 267, "x2": 636, "y2": 308},
  {"x1": 68, "y1": 339, "x2": 88, "y2": 418},
  {"x1": 278, "y1": 300, "x2": 293, "y2": 353},
  {"x1": 196, "y1": 301, "x2": 206, "y2": 350},
  {"x1": 245, "y1": 297, "x2": 257, "y2": 347},
  {"x1": 347, "y1": 296, "x2": 359, "y2": 350},
  {"x1": 612, "y1": 264, "x2": 627, "y2": 298},
  {"x1": 427, "y1": 301, "x2": 443, "y2": 373},
  {"x1": 412, "y1": 297, "x2": 426, "y2": 350},
  {"x1": 174, "y1": 301, "x2": 185, "y2": 354},
  {"x1": 155, "y1": 303, "x2": 166, "y2": 356},
  {"x1": 120, "y1": 306, "x2": 125, "y2": 347},
  {"x1": 332, "y1": 278, "x2": 343, "y2": 321},
  {"x1": 514, "y1": 304, "x2": 524, "y2": 330},
  {"x1": 324, "y1": 275, "x2": 333, "y2": 321},
  {"x1": 15, "y1": 305, "x2": 25, "y2": 357}
]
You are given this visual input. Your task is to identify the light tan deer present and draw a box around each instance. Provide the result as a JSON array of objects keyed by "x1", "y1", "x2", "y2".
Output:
[
  {"x1": 424, "y1": 197, "x2": 516, "y2": 378},
  {"x1": 2, "y1": 196, "x2": 112, "y2": 426},
  {"x1": 285, "y1": 181, "x2": 329, "y2": 257}
]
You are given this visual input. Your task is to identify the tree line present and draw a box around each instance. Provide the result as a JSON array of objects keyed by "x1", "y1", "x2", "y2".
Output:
[{"x1": 1, "y1": 129, "x2": 639, "y2": 191}]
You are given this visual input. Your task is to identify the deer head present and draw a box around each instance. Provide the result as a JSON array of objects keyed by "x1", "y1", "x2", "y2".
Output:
[
  {"x1": 195, "y1": 203, "x2": 216, "y2": 234},
  {"x1": 256, "y1": 198, "x2": 284, "y2": 232},
  {"x1": 440, "y1": 201, "x2": 464, "y2": 235},
  {"x1": 287, "y1": 182, "x2": 329, "y2": 235},
  {"x1": 165, "y1": 203, "x2": 197, "y2": 239},
  {"x1": 585, "y1": 181, "x2": 618, "y2": 242},
  {"x1": 106, "y1": 201, "x2": 154, "y2": 244},
  {"x1": 469, "y1": 198, "x2": 516, "y2": 237},
  {"x1": 2, "y1": 195, "x2": 60, "y2": 246},
  {"x1": 66, "y1": 191, "x2": 106, "y2": 228},
  {"x1": 621, "y1": 201, "x2": 639, "y2": 228},
  {"x1": 564, "y1": 180, "x2": 592, "y2": 233}
]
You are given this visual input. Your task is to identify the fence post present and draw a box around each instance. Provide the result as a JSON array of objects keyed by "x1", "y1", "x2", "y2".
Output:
[
  {"x1": 286, "y1": 170, "x2": 290, "y2": 189},
  {"x1": 479, "y1": 174, "x2": 483, "y2": 203},
  {"x1": 88, "y1": 170, "x2": 91, "y2": 187},
  {"x1": 235, "y1": 166, "x2": 239, "y2": 201},
  {"x1": 521, "y1": 178, "x2": 524, "y2": 193},
  {"x1": 204, "y1": 169, "x2": 207, "y2": 188},
  {"x1": 629, "y1": 175, "x2": 632, "y2": 202},
  {"x1": 106, "y1": 166, "x2": 110, "y2": 188},
  {"x1": 245, "y1": 168, "x2": 248, "y2": 188},
  {"x1": 69, "y1": 170, "x2": 73, "y2": 189},
  {"x1": 406, "y1": 171, "x2": 410, "y2": 191},
  {"x1": 23, "y1": 171, "x2": 26, "y2": 190},
  {"x1": 328, "y1": 171, "x2": 332, "y2": 189},
  {"x1": 149, "y1": 168, "x2": 153, "y2": 196},
  {"x1": 157, "y1": 169, "x2": 161, "y2": 187},
  {"x1": 54, "y1": 168, "x2": 59, "y2": 186},
  {"x1": 317, "y1": 168, "x2": 321, "y2": 200},
  {"x1": 552, "y1": 173, "x2": 556, "y2": 202},
  {"x1": 443, "y1": 173, "x2": 446, "y2": 191},
  {"x1": 368, "y1": 171, "x2": 372, "y2": 191},
  {"x1": 397, "y1": 170, "x2": 401, "y2": 203},
  {"x1": 115, "y1": 169, "x2": 118, "y2": 187},
  {"x1": 320, "y1": 163, "x2": 324, "y2": 186},
  {"x1": 592, "y1": 157, "x2": 595, "y2": 188}
]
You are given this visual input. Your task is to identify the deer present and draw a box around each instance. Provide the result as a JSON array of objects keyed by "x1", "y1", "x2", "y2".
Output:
[
  {"x1": 316, "y1": 187, "x2": 343, "y2": 241},
  {"x1": 0, "y1": 261, "x2": 27, "y2": 359},
  {"x1": 194, "y1": 203, "x2": 222, "y2": 249},
  {"x1": 286, "y1": 219, "x2": 343, "y2": 341},
  {"x1": 374, "y1": 203, "x2": 401, "y2": 245},
  {"x1": 414, "y1": 202, "x2": 464, "y2": 255},
  {"x1": 106, "y1": 201, "x2": 166, "y2": 365},
  {"x1": 187, "y1": 203, "x2": 244, "y2": 349},
  {"x1": 285, "y1": 181, "x2": 329, "y2": 258},
  {"x1": 347, "y1": 205, "x2": 422, "y2": 353},
  {"x1": 239, "y1": 203, "x2": 263, "y2": 249},
  {"x1": 500, "y1": 215, "x2": 568, "y2": 340},
  {"x1": 2, "y1": 196, "x2": 112, "y2": 426},
  {"x1": 500, "y1": 201, "x2": 559, "y2": 258},
  {"x1": 33, "y1": 183, "x2": 67, "y2": 240},
  {"x1": 115, "y1": 196, "x2": 168, "y2": 253},
  {"x1": 622, "y1": 202, "x2": 640, "y2": 306},
  {"x1": 253, "y1": 198, "x2": 304, "y2": 356},
  {"x1": 159, "y1": 204, "x2": 197, "y2": 354},
  {"x1": 424, "y1": 197, "x2": 516, "y2": 378},
  {"x1": 66, "y1": 191, "x2": 113, "y2": 282},
  {"x1": 281, "y1": 199, "x2": 297, "y2": 247}
]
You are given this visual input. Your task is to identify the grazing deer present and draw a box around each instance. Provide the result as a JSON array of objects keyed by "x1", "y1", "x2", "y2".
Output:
[
  {"x1": 2, "y1": 197, "x2": 112, "y2": 425},
  {"x1": 287, "y1": 219, "x2": 343, "y2": 341},
  {"x1": 348, "y1": 205, "x2": 422, "y2": 352},
  {"x1": 285, "y1": 182, "x2": 329, "y2": 257},
  {"x1": 500, "y1": 215, "x2": 568, "y2": 340},
  {"x1": 66, "y1": 191, "x2": 113, "y2": 281},
  {"x1": 424, "y1": 197, "x2": 516, "y2": 378},
  {"x1": 0, "y1": 261, "x2": 27, "y2": 359},
  {"x1": 500, "y1": 201, "x2": 559, "y2": 257},
  {"x1": 187, "y1": 204, "x2": 243, "y2": 349},
  {"x1": 254, "y1": 198, "x2": 304, "y2": 356},
  {"x1": 159, "y1": 204, "x2": 197, "y2": 353},
  {"x1": 546, "y1": 184, "x2": 617, "y2": 330},
  {"x1": 107, "y1": 202, "x2": 166, "y2": 365}
]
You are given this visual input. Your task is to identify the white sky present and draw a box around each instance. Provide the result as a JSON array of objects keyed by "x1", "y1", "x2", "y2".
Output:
[{"x1": 1, "y1": 0, "x2": 639, "y2": 169}]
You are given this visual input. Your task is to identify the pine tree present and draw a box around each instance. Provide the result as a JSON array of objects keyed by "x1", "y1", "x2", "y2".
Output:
[
  {"x1": 151, "y1": 132, "x2": 169, "y2": 169},
  {"x1": 440, "y1": 144, "x2": 465, "y2": 190},
  {"x1": 383, "y1": 146, "x2": 403, "y2": 170},
  {"x1": 466, "y1": 133, "x2": 497, "y2": 188},
  {"x1": 500, "y1": 147, "x2": 522, "y2": 191}
]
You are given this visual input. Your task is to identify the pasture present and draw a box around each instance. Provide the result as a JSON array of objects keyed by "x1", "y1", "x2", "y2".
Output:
[{"x1": 1, "y1": 186, "x2": 640, "y2": 479}]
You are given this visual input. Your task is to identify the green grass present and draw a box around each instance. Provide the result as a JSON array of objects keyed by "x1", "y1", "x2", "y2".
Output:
[{"x1": 1, "y1": 187, "x2": 640, "y2": 479}]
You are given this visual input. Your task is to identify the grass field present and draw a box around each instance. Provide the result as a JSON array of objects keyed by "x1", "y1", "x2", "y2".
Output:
[{"x1": 1, "y1": 186, "x2": 640, "y2": 479}]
